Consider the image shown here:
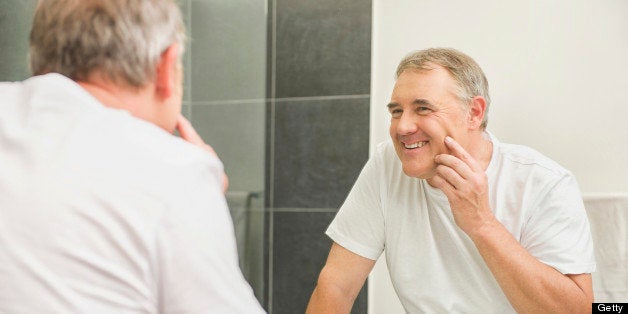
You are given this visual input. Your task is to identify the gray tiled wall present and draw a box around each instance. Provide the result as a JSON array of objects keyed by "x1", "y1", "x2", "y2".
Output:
[
  {"x1": 192, "y1": 103, "x2": 265, "y2": 193},
  {"x1": 272, "y1": 211, "x2": 368, "y2": 313},
  {"x1": 274, "y1": 0, "x2": 372, "y2": 98},
  {"x1": 188, "y1": 0, "x2": 267, "y2": 102},
  {"x1": 273, "y1": 98, "x2": 370, "y2": 209},
  {"x1": 0, "y1": 0, "x2": 38, "y2": 81},
  {"x1": 267, "y1": 0, "x2": 372, "y2": 313}
]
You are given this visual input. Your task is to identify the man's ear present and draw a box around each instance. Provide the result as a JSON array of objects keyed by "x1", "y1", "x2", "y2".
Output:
[
  {"x1": 155, "y1": 43, "x2": 180, "y2": 99},
  {"x1": 468, "y1": 96, "x2": 487, "y2": 130}
]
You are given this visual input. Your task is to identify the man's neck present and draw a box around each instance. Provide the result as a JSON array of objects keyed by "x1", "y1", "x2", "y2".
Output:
[
  {"x1": 77, "y1": 76, "x2": 157, "y2": 126},
  {"x1": 78, "y1": 81, "x2": 132, "y2": 110},
  {"x1": 469, "y1": 131, "x2": 493, "y2": 171}
]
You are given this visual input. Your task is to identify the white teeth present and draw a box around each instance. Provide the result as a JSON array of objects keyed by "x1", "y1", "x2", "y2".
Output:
[{"x1": 404, "y1": 141, "x2": 426, "y2": 149}]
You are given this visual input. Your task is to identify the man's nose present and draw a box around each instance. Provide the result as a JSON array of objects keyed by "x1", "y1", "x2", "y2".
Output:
[{"x1": 396, "y1": 113, "x2": 418, "y2": 135}]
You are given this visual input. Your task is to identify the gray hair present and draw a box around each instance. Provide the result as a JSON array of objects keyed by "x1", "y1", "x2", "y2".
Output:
[
  {"x1": 29, "y1": 0, "x2": 186, "y2": 87},
  {"x1": 396, "y1": 48, "x2": 491, "y2": 129}
]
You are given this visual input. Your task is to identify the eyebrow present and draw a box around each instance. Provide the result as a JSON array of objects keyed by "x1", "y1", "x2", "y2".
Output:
[{"x1": 387, "y1": 99, "x2": 433, "y2": 109}]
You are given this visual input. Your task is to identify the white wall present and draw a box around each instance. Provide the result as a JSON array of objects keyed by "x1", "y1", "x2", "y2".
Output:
[{"x1": 368, "y1": 1, "x2": 628, "y2": 312}]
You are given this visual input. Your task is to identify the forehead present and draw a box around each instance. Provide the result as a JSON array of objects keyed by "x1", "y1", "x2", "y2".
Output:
[{"x1": 391, "y1": 65, "x2": 459, "y2": 103}]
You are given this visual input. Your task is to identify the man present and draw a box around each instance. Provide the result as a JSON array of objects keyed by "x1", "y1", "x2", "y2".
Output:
[
  {"x1": 307, "y1": 48, "x2": 595, "y2": 313},
  {"x1": 0, "y1": 0, "x2": 263, "y2": 313}
]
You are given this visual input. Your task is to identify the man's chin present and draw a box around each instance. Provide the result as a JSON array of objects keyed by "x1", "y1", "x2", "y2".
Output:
[{"x1": 401, "y1": 165, "x2": 435, "y2": 179}]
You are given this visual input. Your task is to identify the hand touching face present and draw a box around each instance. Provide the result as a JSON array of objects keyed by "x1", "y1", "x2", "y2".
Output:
[
  {"x1": 175, "y1": 115, "x2": 229, "y2": 193},
  {"x1": 429, "y1": 136, "x2": 494, "y2": 237}
]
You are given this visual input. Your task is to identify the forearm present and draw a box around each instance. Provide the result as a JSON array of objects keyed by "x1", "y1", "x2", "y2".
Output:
[
  {"x1": 470, "y1": 219, "x2": 592, "y2": 313},
  {"x1": 306, "y1": 283, "x2": 355, "y2": 314},
  {"x1": 307, "y1": 243, "x2": 374, "y2": 314}
]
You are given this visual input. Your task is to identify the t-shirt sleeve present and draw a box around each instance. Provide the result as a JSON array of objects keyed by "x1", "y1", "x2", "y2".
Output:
[
  {"x1": 326, "y1": 149, "x2": 386, "y2": 261},
  {"x1": 155, "y1": 161, "x2": 265, "y2": 314},
  {"x1": 520, "y1": 174, "x2": 596, "y2": 274}
]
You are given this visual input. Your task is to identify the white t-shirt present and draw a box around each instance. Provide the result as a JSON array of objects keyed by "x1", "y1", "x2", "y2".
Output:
[
  {"x1": 0, "y1": 74, "x2": 265, "y2": 313},
  {"x1": 327, "y1": 135, "x2": 596, "y2": 313}
]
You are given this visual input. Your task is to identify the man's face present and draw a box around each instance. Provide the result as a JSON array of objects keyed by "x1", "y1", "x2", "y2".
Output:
[{"x1": 388, "y1": 66, "x2": 471, "y2": 179}]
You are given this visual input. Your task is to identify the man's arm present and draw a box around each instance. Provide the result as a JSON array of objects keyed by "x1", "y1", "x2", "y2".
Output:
[
  {"x1": 471, "y1": 220, "x2": 592, "y2": 313},
  {"x1": 307, "y1": 242, "x2": 375, "y2": 314},
  {"x1": 431, "y1": 136, "x2": 593, "y2": 313}
]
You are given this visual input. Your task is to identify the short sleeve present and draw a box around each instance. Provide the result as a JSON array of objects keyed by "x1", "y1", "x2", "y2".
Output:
[
  {"x1": 326, "y1": 148, "x2": 386, "y2": 261},
  {"x1": 521, "y1": 174, "x2": 596, "y2": 274}
]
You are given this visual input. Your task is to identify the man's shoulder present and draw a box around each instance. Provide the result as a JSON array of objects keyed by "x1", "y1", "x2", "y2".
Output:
[
  {"x1": 374, "y1": 139, "x2": 398, "y2": 161},
  {"x1": 63, "y1": 79, "x2": 220, "y2": 193},
  {"x1": 101, "y1": 114, "x2": 220, "y2": 185},
  {"x1": 495, "y1": 141, "x2": 571, "y2": 178},
  {"x1": 371, "y1": 139, "x2": 405, "y2": 174},
  {"x1": 69, "y1": 117, "x2": 223, "y2": 216}
]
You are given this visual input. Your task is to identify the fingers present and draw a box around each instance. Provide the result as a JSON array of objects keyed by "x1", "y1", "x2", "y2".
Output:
[
  {"x1": 175, "y1": 115, "x2": 229, "y2": 193},
  {"x1": 432, "y1": 137, "x2": 492, "y2": 235},
  {"x1": 435, "y1": 153, "x2": 473, "y2": 182},
  {"x1": 433, "y1": 136, "x2": 482, "y2": 190},
  {"x1": 434, "y1": 161, "x2": 466, "y2": 189},
  {"x1": 176, "y1": 115, "x2": 205, "y2": 146},
  {"x1": 175, "y1": 115, "x2": 217, "y2": 156},
  {"x1": 429, "y1": 174, "x2": 456, "y2": 197},
  {"x1": 442, "y1": 136, "x2": 481, "y2": 172}
]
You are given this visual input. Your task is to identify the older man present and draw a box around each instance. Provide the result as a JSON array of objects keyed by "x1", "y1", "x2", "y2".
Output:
[
  {"x1": 307, "y1": 48, "x2": 595, "y2": 313},
  {"x1": 0, "y1": 0, "x2": 262, "y2": 313}
]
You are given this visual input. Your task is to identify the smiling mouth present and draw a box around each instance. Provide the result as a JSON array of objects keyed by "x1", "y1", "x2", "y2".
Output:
[{"x1": 403, "y1": 141, "x2": 428, "y2": 149}]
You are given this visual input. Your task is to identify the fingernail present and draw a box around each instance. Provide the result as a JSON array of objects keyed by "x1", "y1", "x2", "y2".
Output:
[{"x1": 445, "y1": 136, "x2": 453, "y2": 143}]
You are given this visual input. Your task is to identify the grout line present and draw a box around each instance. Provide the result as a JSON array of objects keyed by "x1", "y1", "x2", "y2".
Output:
[
  {"x1": 267, "y1": 0, "x2": 277, "y2": 311},
  {"x1": 186, "y1": 93, "x2": 370, "y2": 106},
  {"x1": 271, "y1": 207, "x2": 339, "y2": 213},
  {"x1": 191, "y1": 99, "x2": 268, "y2": 106},
  {"x1": 274, "y1": 94, "x2": 370, "y2": 102}
]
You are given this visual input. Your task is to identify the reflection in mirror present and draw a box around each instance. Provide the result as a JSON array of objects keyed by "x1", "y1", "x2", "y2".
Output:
[{"x1": 180, "y1": 0, "x2": 267, "y2": 306}]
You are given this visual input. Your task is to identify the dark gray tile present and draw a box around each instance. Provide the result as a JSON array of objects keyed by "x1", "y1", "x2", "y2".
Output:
[
  {"x1": 262, "y1": 206, "x2": 271, "y2": 309},
  {"x1": 272, "y1": 211, "x2": 367, "y2": 314},
  {"x1": 172, "y1": 103, "x2": 192, "y2": 143},
  {"x1": 264, "y1": 100, "x2": 274, "y2": 208},
  {"x1": 352, "y1": 288, "x2": 368, "y2": 314},
  {"x1": 0, "y1": 0, "x2": 38, "y2": 81},
  {"x1": 225, "y1": 193, "x2": 266, "y2": 306},
  {"x1": 275, "y1": 0, "x2": 372, "y2": 98},
  {"x1": 191, "y1": 102, "x2": 266, "y2": 193},
  {"x1": 189, "y1": 0, "x2": 267, "y2": 102},
  {"x1": 179, "y1": 0, "x2": 192, "y2": 102},
  {"x1": 179, "y1": 0, "x2": 191, "y2": 30},
  {"x1": 273, "y1": 98, "x2": 369, "y2": 209},
  {"x1": 181, "y1": 103, "x2": 191, "y2": 120},
  {"x1": 182, "y1": 52, "x2": 192, "y2": 102}
]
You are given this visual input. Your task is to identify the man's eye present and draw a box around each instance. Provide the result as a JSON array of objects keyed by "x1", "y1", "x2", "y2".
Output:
[
  {"x1": 417, "y1": 107, "x2": 431, "y2": 113},
  {"x1": 390, "y1": 109, "x2": 402, "y2": 117}
]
